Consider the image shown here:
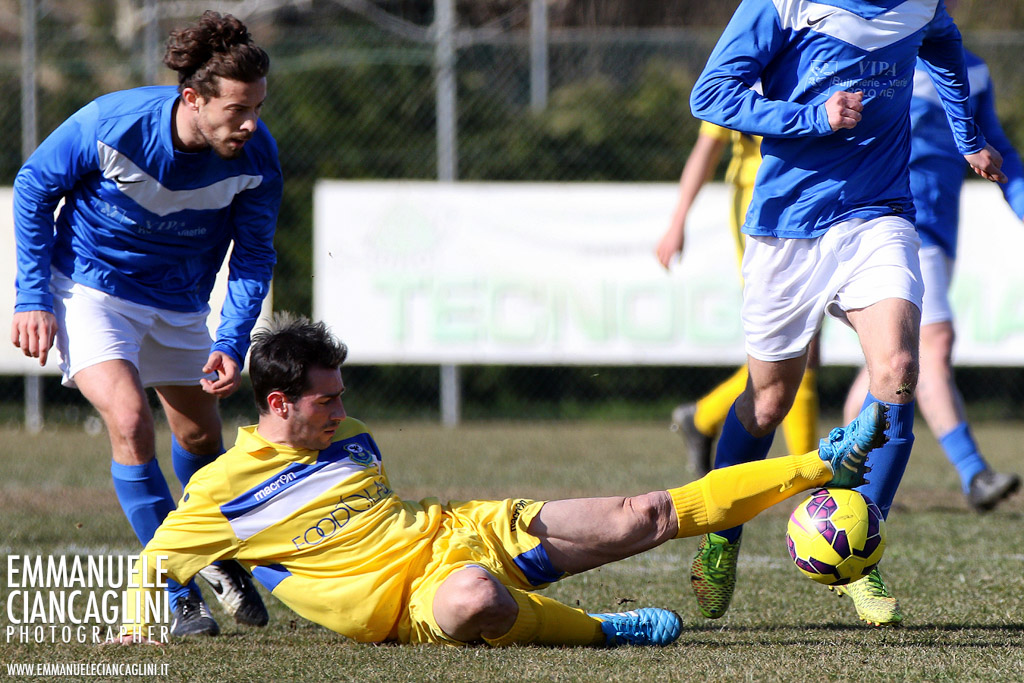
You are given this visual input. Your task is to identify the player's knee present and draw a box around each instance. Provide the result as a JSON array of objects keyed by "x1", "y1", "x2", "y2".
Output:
[
  {"x1": 750, "y1": 395, "x2": 790, "y2": 431},
  {"x1": 434, "y1": 568, "x2": 516, "y2": 642},
  {"x1": 174, "y1": 428, "x2": 222, "y2": 455},
  {"x1": 875, "y1": 348, "x2": 919, "y2": 391},
  {"x1": 616, "y1": 493, "x2": 674, "y2": 544},
  {"x1": 618, "y1": 493, "x2": 675, "y2": 540},
  {"x1": 921, "y1": 323, "x2": 955, "y2": 364},
  {"x1": 105, "y1": 411, "x2": 155, "y2": 451}
]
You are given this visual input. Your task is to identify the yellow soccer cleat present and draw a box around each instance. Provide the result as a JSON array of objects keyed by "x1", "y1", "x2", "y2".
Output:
[{"x1": 829, "y1": 566, "x2": 903, "y2": 626}]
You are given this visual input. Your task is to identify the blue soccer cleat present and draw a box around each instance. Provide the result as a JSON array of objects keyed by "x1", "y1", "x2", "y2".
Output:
[
  {"x1": 588, "y1": 607, "x2": 682, "y2": 646},
  {"x1": 818, "y1": 402, "x2": 889, "y2": 488}
]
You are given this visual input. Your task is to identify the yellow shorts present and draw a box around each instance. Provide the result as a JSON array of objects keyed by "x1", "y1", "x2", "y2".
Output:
[{"x1": 399, "y1": 498, "x2": 553, "y2": 645}]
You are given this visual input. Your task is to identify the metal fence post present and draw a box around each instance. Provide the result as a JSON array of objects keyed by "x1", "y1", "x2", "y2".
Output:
[
  {"x1": 143, "y1": 0, "x2": 160, "y2": 84},
  {"x1": 21, "y1": 0, "x2": 42, "y2": 434},
  {"x1": 435, "y1": 0, "x2": 461, "y2": 426},
  {"x1": 530, "y1": 0, "x2": 548, "y2": 112}
]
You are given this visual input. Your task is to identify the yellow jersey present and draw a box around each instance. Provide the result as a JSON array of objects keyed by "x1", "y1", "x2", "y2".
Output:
[{"x1": 124, "y1": 419, "x2": 454, "y2": 642}]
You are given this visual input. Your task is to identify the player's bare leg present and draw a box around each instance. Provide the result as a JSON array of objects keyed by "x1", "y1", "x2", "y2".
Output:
[
  {"x1": 849, "y1": 297, "x2": 920, "y2": 407},
  {"x1": 737, "y1": 353, "x2": 808, "y2": 437},
  {"x1": 832, "y1": 297, "x2": 919, "y2": 626},
  {"x1": 75, "y1": 360, "x2": 156, "y2": 467},
  {"x1": 917, "y1": 322, "x2": 1019, "y2": 509},
  {"x1": 75, "y1": 360, "x2": 218, "y2": 635},
  {"x1": 433, "y1": 567, "x2": 520, "y2": 642},
  {"x1": 431, "y1": 445, "x2": 865, "y2": 648},
  {"x1": 156, "y1": 385, "x2": 224, "y2": 457}
]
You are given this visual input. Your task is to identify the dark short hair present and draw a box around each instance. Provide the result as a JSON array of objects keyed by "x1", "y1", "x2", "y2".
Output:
[
  {"x1": 163, "y1": 11, "x2": 270, "y2": 98},
  {"x1": 249, "y1": 313, "x2": 348, "y2": 414}
]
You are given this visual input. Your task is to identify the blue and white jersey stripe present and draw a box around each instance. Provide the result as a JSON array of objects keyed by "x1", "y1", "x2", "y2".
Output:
[
  {"x1": 775, "y1": 0, "x2": 938, "y2": 51},
  {"x1": 96, "y1": 141, "x2": 264, "y2": 216},
  {"x1": 222, "y1": 435, "x2": 382, "y2": 541}
]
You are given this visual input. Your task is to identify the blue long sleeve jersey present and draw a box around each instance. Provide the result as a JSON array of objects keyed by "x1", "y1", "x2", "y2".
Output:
[
  {"x1": 690, "y1": 0, "x2": 985, "y2": 239},
  {"x1": 910, "y1": 50, "x2": 1024, "y2": 258},
  {"x1": 13, "y1": 86, "x2": 282, "y2": 366}
]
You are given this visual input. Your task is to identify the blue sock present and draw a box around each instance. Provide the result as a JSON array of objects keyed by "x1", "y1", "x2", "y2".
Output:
[
  {"x1": 171, "y1": 435, "x2": 221, "y2": 490},
  {"x1": 171, "y1": 437, "x2": 234, "y2": 580},
  {"x1": 939, "y1": 422, "x2": 986, "y2": 494},
  {"x1": 712, "y1": 404, "x2": 775, "y2": 542},
  {"x1": 110, "y1": 459, "x2": 196, "y2": 609},
  {"x1": 855, "y1": 393, "x2": 915, "y2": 520}
]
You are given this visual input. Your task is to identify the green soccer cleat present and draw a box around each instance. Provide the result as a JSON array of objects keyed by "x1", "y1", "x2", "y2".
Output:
[
  {"x1": 818, "y1": 402, "x2": 890, "y2": 488},
  {"x1": 690, "y1": 532, "x2": 741, "y2": 619},
  {"x1": 588, "y1": 608, "x2": 682, "y2": 647},
  {"x1": 829, "y1": 566, "x2": 903, "y2": 626}
]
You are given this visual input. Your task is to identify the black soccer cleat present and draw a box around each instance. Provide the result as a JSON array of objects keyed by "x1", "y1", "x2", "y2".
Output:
[
  {"x1": 170, "y1": 592, "x2": 220, "y2": 637},
  {"x1": 198, "y1": 560, "x2": 270, "y2": 627},
  {"x1": 966, "y1": 469, "x2": 1021, "y2": 512}
]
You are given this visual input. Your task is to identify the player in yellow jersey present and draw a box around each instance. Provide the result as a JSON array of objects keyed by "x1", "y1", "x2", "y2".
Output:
[
  {"x1": 656, "y1": 121, "x2": 820, "y2": 476},
  {"x1": 117, "y1": 313, "x2": 888, "y2": 647}
]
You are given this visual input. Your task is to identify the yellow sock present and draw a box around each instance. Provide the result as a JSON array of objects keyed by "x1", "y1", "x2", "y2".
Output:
[
  {"x1": 781, "y1": 369, "x2": 819, "y2": 454},
  {"x1": 694, "y1": 366, "x2": 748, "y2": 436},
  {"x1": 668, "y1": 451, "x2": 831, "y2": 538},
  {"x1": 483, "y1": 588, "x2": 605, "y2": 647}
]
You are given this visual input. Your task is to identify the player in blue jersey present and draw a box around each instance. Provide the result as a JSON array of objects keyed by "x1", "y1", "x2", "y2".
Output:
[
  {"x1": 844, "y1": 29, "x2": 1022, "y2": 511},
  {"x1": 10, "y1": 11, "x2": 280, "y2": 637},
  {"x1": 686, "y1": 0, "x2": 1006, "y2": 627}
]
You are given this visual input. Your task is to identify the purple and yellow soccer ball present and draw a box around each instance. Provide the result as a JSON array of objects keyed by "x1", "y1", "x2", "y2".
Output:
[{"x1": 786, "y1": 488, "x2": 885, "y2": 586}]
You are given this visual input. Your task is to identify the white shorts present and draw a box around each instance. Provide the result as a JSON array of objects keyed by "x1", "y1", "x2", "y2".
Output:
[
  {"x1": 919, "y1": 244, "x2": 954, "y2": 326},
  {"x1": 741, "y1": 216, "x2": 923, "y2": 362},
  {"x1": 50, "y1": 271, "x2": 215, "y2": 389}
]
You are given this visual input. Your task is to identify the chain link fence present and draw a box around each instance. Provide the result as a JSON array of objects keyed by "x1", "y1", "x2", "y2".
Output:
[{"x1": 2, "y1": 1, "x2": 1024, "y2": 426}]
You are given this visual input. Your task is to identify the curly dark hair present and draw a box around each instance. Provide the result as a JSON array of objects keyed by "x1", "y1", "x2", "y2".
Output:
[
  {"x1": 249, "y1": 313, "x2": 349, "y2": 415},
  {"x1": 163, "y1": 11, "x2": 270, "y2": 98}
]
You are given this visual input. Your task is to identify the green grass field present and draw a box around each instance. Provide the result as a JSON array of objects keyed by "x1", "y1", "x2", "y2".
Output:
[{"x1": 1, "y1": 418, "x2": 1023, "y2": 681}]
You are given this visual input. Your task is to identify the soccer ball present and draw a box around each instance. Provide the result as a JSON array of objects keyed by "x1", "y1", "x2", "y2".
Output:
[{"x1": 786, "y1": 488, "x2": 885, "y2": 586}]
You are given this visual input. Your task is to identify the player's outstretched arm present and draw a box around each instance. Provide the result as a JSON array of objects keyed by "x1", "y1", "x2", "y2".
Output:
[
  {"x1": 656, "y1": 132, "x2": 728, "y2": 270},
  {"x1": 10, "y1": 309, "x2": 57, "y2": 366},
  {"x1": 965, "y1": 143, "x2": 1007, "y2": 183}
]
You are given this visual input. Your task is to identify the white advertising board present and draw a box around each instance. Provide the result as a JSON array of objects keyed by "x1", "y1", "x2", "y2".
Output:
[
  {"x1": 314, "y1": 180, "x2": 1024, "y2": 366},
  {"x1": 0, "y1": 187, "x2": 271, "y2": 374}
]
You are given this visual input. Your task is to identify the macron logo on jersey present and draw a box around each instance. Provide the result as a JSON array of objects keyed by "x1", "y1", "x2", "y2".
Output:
[
  {"x1": 97, "y1": 141, "x2": 263, "y2": 217},
  {"x1": 774, "y1": 0, "x2": 939, "y2": 52},
  {"x1": 220, "y1": 436, "x2": 382, "y2": 541},
  {"x1": 253, "y1": 471, "x2": 299, "y2": 502}
]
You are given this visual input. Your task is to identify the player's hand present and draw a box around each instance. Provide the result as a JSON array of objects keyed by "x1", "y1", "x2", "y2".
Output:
[
  {"x1": 825, "y1": 90, "x2": 863, "y2": 131},
  {"x1": 103, "y1": 633, "x2": 163, "y2": 646},
  {"x1": 201, "y1": 351, "x2": 242, "y2": 397},
  {"x1": 655, "y1": 225, "x2": 686, "y2": 270},
  {"x1": 965, "y1": 144, "x2": 1007, "y2": 183},
  {"x1": 10, "y1": 310, "x2": 58, "y2": 366}
]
